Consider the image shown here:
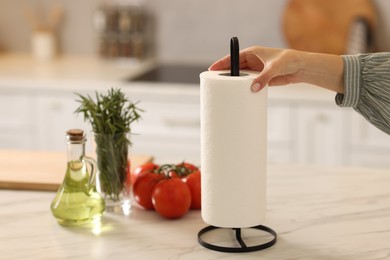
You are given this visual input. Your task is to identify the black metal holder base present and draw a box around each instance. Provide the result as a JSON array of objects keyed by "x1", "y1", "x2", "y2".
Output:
[{"x1": 198, "y1": 225, "x2": 277, "y2": 253}]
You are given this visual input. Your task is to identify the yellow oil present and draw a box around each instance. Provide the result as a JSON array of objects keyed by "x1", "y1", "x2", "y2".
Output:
[{"x1": 50, "y1": 160, "x2": 105, "y2": 226}]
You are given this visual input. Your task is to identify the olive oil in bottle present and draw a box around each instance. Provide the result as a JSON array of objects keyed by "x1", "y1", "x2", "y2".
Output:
[{"x1": 50, "y1": 129, "x2": 105, "y2": 226}]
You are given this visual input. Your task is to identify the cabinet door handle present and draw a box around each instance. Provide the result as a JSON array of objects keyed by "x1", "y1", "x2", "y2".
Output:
[
  {"x1": 163, "y1": 118, "x2": 200, "y2": 128},
  {"x1": 49, "y1": 102, "x2": 62, "y2": 111},
  {"x1": 316, "y1": 113, "x2": 329, "y2": 123}
]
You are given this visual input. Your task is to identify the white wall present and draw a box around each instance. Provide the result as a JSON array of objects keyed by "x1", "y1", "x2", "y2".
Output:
[
  {"x1": 146, "y1": 0, "x2": 287, "y2": 64},
  {"x1": 0, "y1": 0, "x2": 97, "y2": 56},
  {"x1": 0, "y1": 0, "x2": 389, "y2": 64}
]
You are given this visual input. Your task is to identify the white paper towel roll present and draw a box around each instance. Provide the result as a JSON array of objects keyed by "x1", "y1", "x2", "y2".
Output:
[{"x1": 200, "y1": 70, "x2": 267, "y2": 228}]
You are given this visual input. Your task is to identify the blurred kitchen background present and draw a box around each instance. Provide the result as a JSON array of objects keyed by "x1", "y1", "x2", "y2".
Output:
[
  {"x1": 1, "y1": 0, "x2": 390, "y2": 168},
  {"x1": 1, "y1": 0, "x2": 389, "y2": 62}
]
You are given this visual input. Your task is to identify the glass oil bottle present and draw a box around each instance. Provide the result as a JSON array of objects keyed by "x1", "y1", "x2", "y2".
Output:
[{"x1": 51, "y1": 129, "x2": 105, "y2": 226}]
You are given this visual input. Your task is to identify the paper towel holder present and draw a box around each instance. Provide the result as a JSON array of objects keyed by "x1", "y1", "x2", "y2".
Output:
[
  {"x1": 198, "y1": 37, "x2": 277, "y2": 253},
  {"x1": 198, "y1": 225, "x2": 277, "y2": 253}
]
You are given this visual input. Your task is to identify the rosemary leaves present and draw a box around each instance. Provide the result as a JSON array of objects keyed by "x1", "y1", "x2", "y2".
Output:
[{"x1": 75, "y1": 88, "x2": 142, "y2": 203}]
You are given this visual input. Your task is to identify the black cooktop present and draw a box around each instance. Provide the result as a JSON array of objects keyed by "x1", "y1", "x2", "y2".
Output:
[{"x1": 131, "y1": 64, "x2": 208, "y2": 84}]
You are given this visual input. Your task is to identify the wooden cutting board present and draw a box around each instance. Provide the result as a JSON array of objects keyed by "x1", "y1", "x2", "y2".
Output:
[
  {"x1": 283, "y1": 0, "x2": 377, "y2": 54},
  {"x1": 0, "y1": 149, "x2": 153, "y2": 191}
]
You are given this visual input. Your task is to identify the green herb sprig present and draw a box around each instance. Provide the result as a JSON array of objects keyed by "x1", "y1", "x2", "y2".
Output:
[
  {"x1": 74, "y1": 88, "x2": 142, "y2": 201},
  {"x1": 75, "y1": 88, "x2": 142, "y2": 136}
]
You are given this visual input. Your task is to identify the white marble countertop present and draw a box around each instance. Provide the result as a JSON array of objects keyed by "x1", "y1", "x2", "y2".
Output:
[{"x1": 1, "y1": 164, "x2": 390, "y2": 259}]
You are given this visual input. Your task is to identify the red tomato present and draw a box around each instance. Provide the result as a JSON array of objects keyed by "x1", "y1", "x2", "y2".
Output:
[
  {"x1": 152, "y1": 178, "x2": 191, "y2": 219},
  {"x1": 183, "y1": 170, "x2": 201, "y2": 209},
  {"x1": 132, "y1": 162, "x2": 159, "y2": 185},
  {"x1": 177, "y1": 162, "x2": 198, "y2": 173},
  {"x1": 133, "y1": 173, "x2": 164, "y2": 210}
]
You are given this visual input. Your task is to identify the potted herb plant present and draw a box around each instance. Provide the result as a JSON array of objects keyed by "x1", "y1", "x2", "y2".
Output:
[{"x1": 75, "y1": 88, "x2": 142, "y2": 212}]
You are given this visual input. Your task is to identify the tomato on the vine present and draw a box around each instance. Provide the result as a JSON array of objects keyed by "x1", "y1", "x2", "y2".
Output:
[
  {"x1": 177, "y1": 162, "x2": 198, "y2": 173},
  {"x1": 167, "y1": 170, "x2": 181, "y2": 178},
  {"x1": 133, "y1": 172, "x2": 164, "y2": 210},
  {"x1": 132, "y1": 162, "x2": 159, "y2": 185},
  {"x1": 183, "y1": 170, "x2": 201, "y2": 209},
  {"x1": 158, "y1": 164, "x2": 186, "y2": 178},
  {"x1": 152, "y1": 178, "x2": 191, "y2": 219},
  {"x1": 133, "y1": 161, "x2": 201, "y2": 217}
]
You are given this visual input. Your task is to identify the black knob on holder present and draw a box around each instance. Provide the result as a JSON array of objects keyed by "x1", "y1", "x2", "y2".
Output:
[{"x1": 230, "y1": 37, "x2": 240, "y2": 76}]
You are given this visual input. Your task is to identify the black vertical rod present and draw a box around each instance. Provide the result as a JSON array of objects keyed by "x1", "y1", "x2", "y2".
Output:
[
  {"x1": 230, "y1": 37, "x2": 240, "y2": 76},
  {"x1": 233, "y1": 228, "x2": 247, "y2": 248}
]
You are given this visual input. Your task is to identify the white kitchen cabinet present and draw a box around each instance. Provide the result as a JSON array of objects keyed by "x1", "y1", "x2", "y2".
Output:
[
  {"x1": 267, "y1": 101, "x2": 354, "y2": 167},
  {"x1": 33, "y1": 92, "x2": 91, "y2": 151},
  {"x1": 267, "y1": 103, "x2": 295, "y2": 164},
  {"x1": 345, "y1": 112, "x2": 390, "y2": 168},
  {"x1": 1, "y1": 81, "x2": 390, "y2": 168},
  {"x1": 0, "y1": 85, "x2": 201, "y2": 164},
  {"x1": 295, "y1": 105, "x2": 348, "y2": 166},
  {"x1": 0, "y1": 91, "x2": 34, "y2": 149},
  {"x1": 127, "y1": 89, "x2": 201, "y2": 164}
]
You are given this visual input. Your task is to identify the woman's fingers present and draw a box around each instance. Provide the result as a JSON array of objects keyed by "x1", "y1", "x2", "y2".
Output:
[
  {"x1": 250, "y1": 63, "x2": 281, "y2": 92},
  {"x1": 209, "y1": 53, "x2": 264, "y2": 71},
  {"x1": 208, "y1": 54, "x2": 230, "y2": 70}
]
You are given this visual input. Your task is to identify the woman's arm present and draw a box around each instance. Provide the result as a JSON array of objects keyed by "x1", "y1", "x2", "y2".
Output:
[
  {"x1": 209, "y1": 46, "x2": 344, "y2": 93},
  {"x1": 210, "y1": 46, "x2": 390, "y2": 135}
]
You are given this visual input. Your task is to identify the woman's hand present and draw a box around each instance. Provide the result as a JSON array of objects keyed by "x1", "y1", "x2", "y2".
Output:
[
  {"x1": 209, "y1": 46, "x2": 303, "y2": 92},
  {"x1": 209, "y1": 46, "x2": 344, "y2": 93}
]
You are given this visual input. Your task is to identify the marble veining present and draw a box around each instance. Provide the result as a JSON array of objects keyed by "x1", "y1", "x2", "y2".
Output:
[{"x1": 1, "y1": 165, "x2": 390, "y2": 259}]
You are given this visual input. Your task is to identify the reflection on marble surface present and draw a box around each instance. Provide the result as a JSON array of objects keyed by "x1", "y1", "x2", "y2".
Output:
[{"x1": 1, "y1": 165, "x2": 390, "y2": 259}]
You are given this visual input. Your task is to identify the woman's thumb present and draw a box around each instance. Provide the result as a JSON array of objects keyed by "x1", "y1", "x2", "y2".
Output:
[{"x1": 251, "y1": 64, "x2": 277, "y2": 92}]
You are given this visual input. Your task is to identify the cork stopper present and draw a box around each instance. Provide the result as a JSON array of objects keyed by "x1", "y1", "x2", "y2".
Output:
[{"x1": 66, "y1": 129, "x2": 85, "y2": 142}]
